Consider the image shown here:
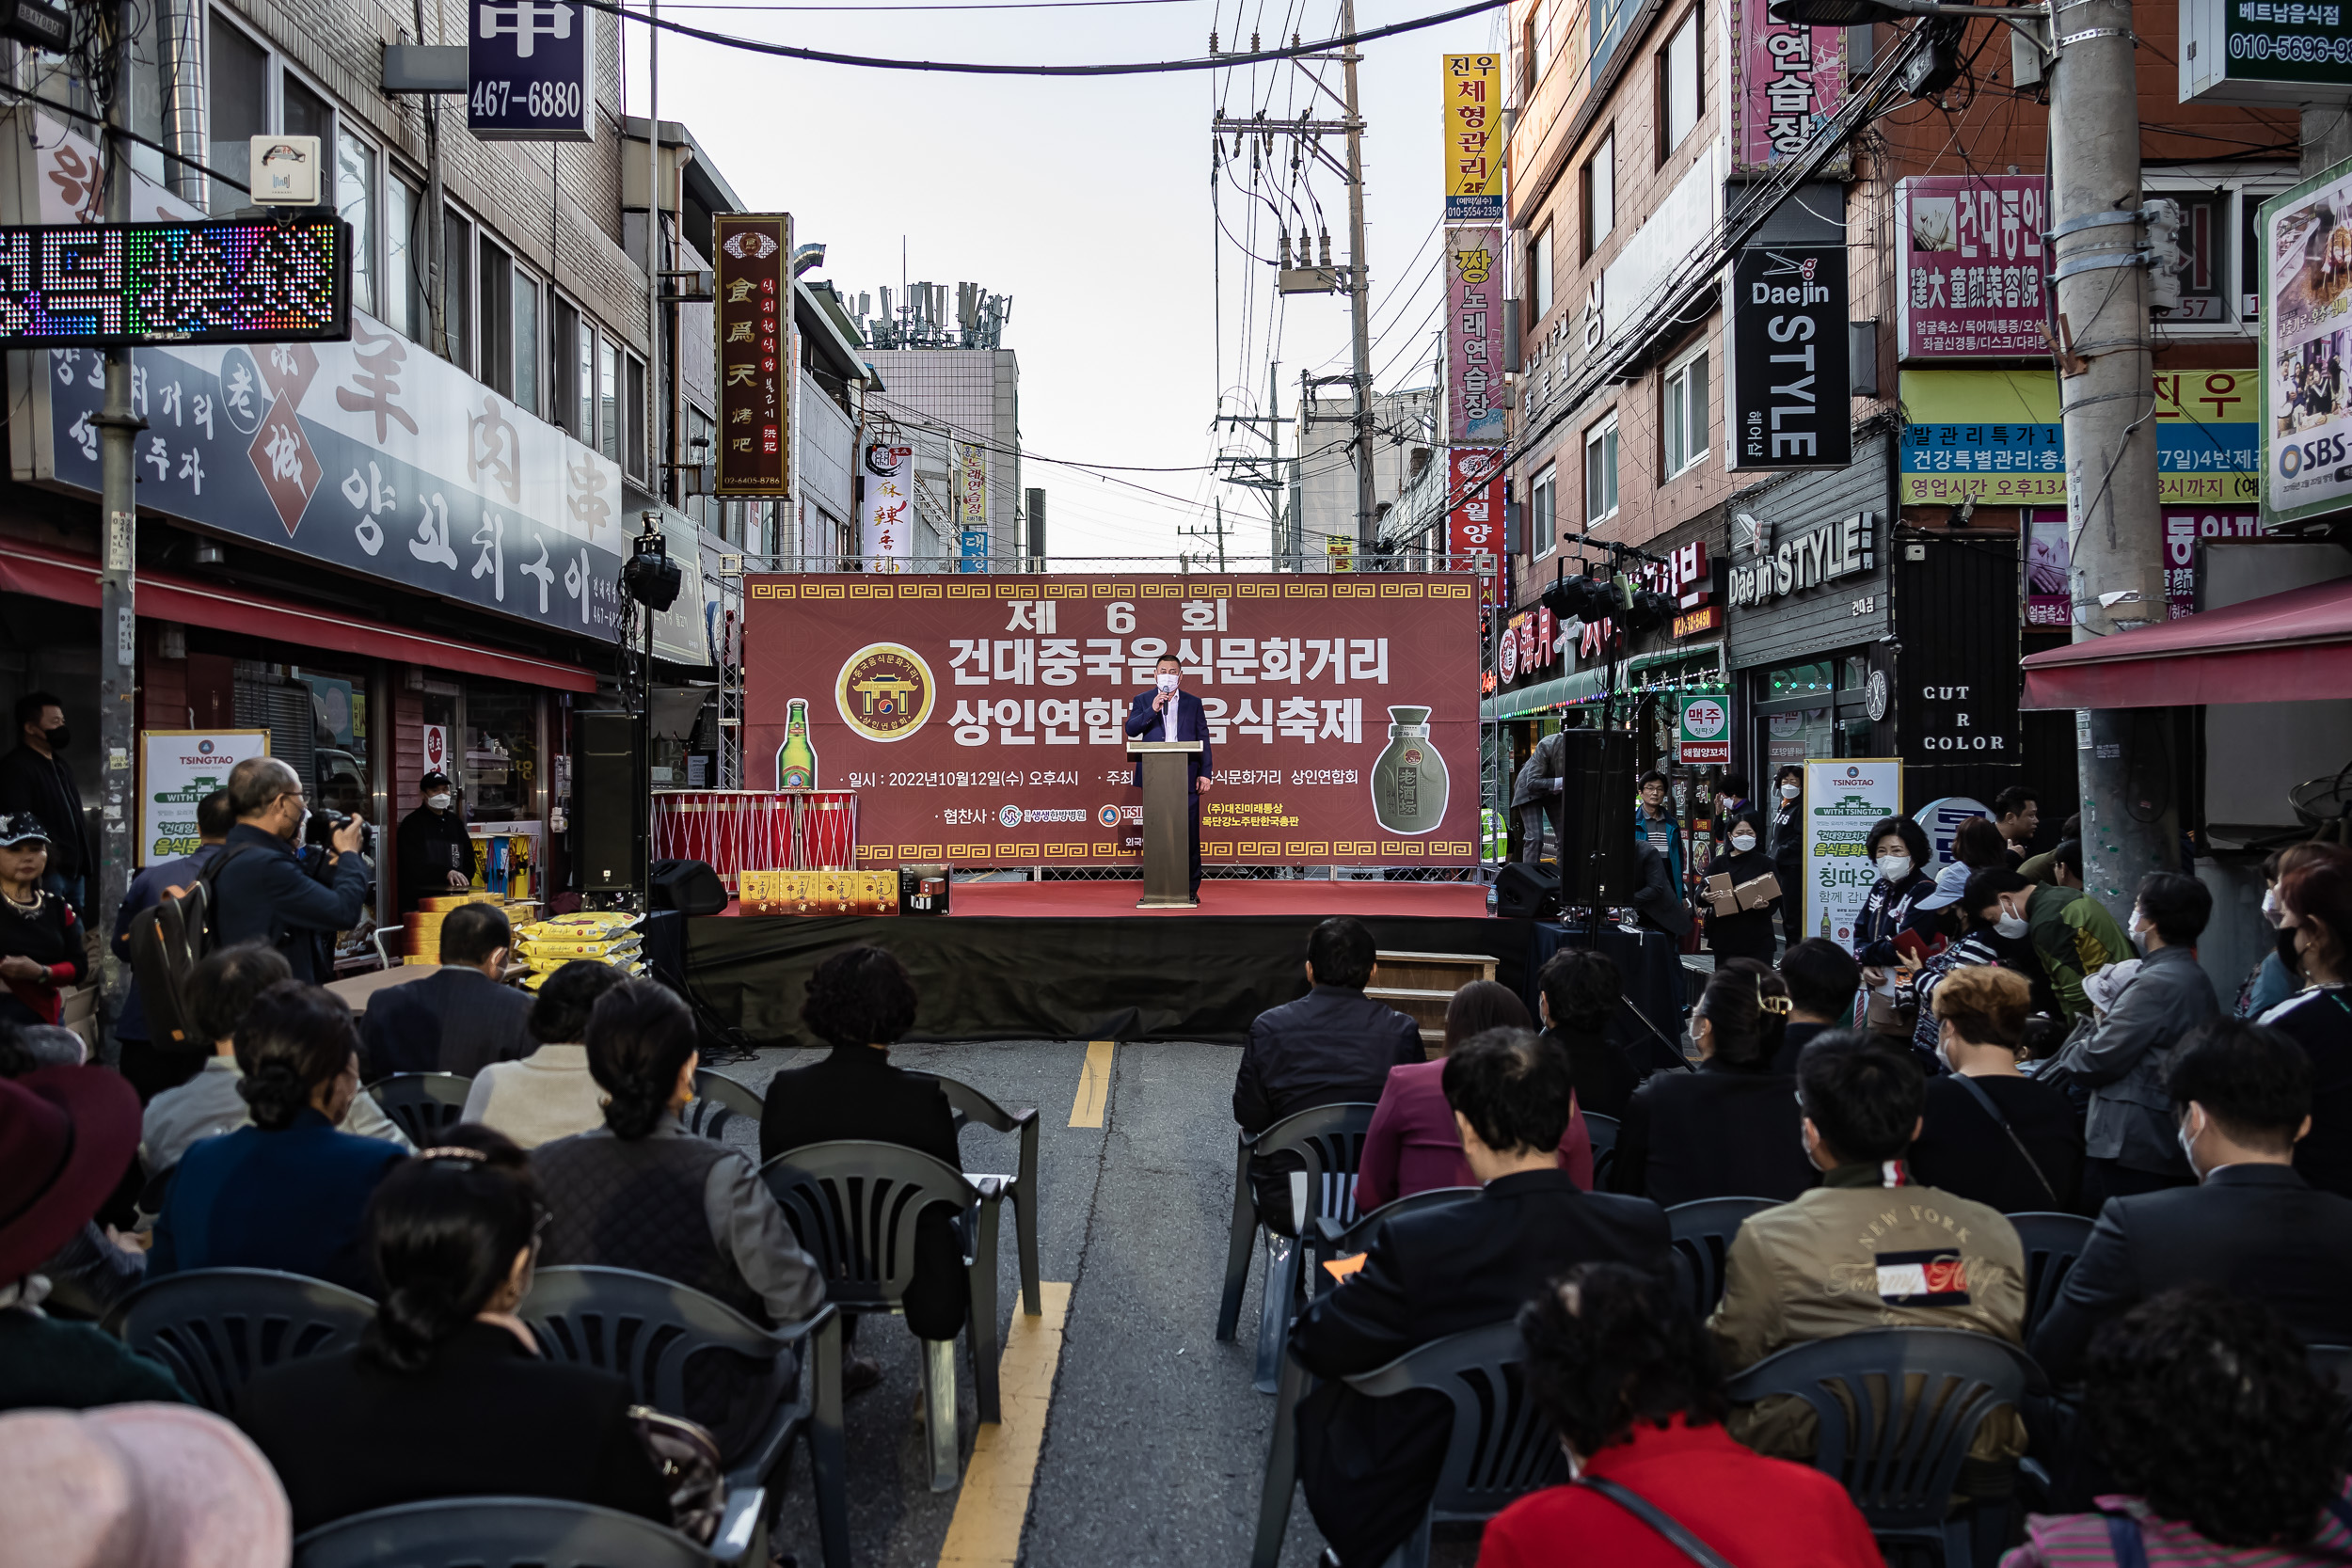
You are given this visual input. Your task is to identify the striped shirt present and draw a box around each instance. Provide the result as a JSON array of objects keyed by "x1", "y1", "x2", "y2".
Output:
[{"x1": 2002, "y1": 1485, "x2": 2352, "y2": 1566}]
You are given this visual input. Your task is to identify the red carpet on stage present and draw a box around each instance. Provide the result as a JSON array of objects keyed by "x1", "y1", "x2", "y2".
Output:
[{"x1": 942, "y1": 878, "x2": 1490, "y2": 919}]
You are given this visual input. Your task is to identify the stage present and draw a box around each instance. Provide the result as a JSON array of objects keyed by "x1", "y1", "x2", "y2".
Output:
[{"x1": 671, "y1": 877, "x2": 1688, "y2": 1053}]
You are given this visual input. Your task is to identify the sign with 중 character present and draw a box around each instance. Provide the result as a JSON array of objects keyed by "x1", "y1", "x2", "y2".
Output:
[
  {"x1": 713, "y1": 214, "x2": 791, "y2": 498},
  {"x1": 469, "y1": 0, "x2": 593, "y2": 140}
]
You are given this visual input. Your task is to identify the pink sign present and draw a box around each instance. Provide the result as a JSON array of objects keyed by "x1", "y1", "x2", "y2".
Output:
[
  {"x1": 1445, "y1": 447, "x2": 1503, "y2": 605},
  {"x1": 1730, "y1": 0, "x2": 1845, "y2": 175},
  {"x1": 1898, "y1": 175, "x2": 2051, "y2": 358},
  {"x1": 1445, "y1": 230, "x2": 1504, "y2": 443},
  {"x1": 2162, "y1": 508, "x2": 2263, "y2": 619}
]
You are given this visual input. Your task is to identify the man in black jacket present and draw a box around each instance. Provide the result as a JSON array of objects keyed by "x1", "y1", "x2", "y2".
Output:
[
  {"x1": 1772, "y1": 938, "x2": 1861, "y2": 1073},
  {"x1": 208, "y1": 756, "x2": 368, "y2": 987},
  {"x1": 1289, "y1": 1027, "x2": 1672, "y2": 1566},
  {"x1": 0, "y1": 691, "x2": 90, "y2": 914},
  {"x1": 2031, "y1": 1017, "x2": 2352, "y2": 1384},
  {"x1": 1233, "y1": 916, "x2": 1421, "y2": 1134},
  {"x1": 396, "y1": 769, "x2": 477, "y2": 912},
  {"x1": 358, "y1": 902, "x2": 533, "y2": 1077}
]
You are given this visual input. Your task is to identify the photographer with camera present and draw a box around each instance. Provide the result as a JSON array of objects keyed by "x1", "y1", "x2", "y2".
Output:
[{"x1": 209, "y1": 757, "x2": 369, "y2": 987}]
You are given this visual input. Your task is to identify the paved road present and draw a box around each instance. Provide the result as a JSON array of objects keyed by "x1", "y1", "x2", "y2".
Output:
[{"x1": 722, "y1": 1037, "x2": 1484, "y2": 1568}]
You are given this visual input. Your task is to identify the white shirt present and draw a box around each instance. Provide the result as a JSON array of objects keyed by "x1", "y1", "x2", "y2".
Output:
[{"x1": 1159, "y1": 689, "x2": 1178, "y2": 741}]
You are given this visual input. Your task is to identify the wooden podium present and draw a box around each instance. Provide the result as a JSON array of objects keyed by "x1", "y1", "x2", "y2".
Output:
[{"x1": 1126, "y1": 739, "x2": 1202, "y2": 908}]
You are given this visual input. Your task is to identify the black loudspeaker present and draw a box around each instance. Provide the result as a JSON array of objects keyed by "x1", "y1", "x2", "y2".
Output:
[
  {"x1": 1557, "y1": 730, "x2": 1636, "y2": 906},
  {"x1": 650, "y1": 858, "x2": 728, "y2": 916},
  {"x1": 577, "y1": 710, "x2": 647, "y2": 894},
  {"x1": 1494, "y1": 862, "x2": 1560, "y2": 919}
]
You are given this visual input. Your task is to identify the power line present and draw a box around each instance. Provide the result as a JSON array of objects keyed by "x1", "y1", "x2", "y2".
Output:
[{"x1": 660, "y1": 0, "x2": 1201, "y2": 8}]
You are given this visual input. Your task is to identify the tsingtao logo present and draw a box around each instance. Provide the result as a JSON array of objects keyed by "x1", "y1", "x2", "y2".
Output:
[{"x1": 834, "y1": 643, "x2": 935, "y2": 743}]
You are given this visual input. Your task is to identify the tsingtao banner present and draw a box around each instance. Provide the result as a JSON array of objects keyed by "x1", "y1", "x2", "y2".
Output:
[
  {"x1": 742, "y1": 575, "x2": 1484, "y2": 865},
  {"x1": 138, "y1": 730, "x2": 268, "y2": 865},
  {"x1": 1802, "y1": 757, "x2": 1901, "y2": 947}
]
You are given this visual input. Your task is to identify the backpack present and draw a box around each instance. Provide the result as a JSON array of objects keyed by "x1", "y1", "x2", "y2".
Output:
[{"x1": 123, "y1": 844, "x2": 259, "y2": 1048}]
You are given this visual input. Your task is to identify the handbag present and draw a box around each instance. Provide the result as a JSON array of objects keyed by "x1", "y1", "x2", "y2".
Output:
[
  {"x1": 1948, "y1": 1072, "x2": 2059, "y2": 1206},
  {"x1": 629, "y1": 1404, "x2": 728, "y2": 1544},
  {"x1": 1576, "y1": 1475, "x2": 1740, "y2": 1567}
]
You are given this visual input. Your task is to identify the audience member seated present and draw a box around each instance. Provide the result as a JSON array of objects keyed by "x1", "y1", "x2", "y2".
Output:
[
  {"x1": 1475, "y1": 1261, "x2": 1882, "y2": 1568},
  {"x1": 0, "y1": 1402, "x2": 290, "y2": 1568},
  {"x1": 148, "y1": 983, "x2": 406, "y2": 1294},
  {"x1": 0, "y1": 1062, "x2": 187, "y2": 1412},
  {"x1": 1358, "y1": 980, "x2": 1591, "y2": 1209},
  {"x1": 2055, "y1": 872, "x2": 2219, "y2": 1207},
  {"x1": 236, "y1": 1132, "x2": 674, "y2": 1535},
  {"x1": 1772, "y1": 939, "x2": 1861, "y2": 1073},
  {"x1": 1709, "y1": 1030, "x2": 2026, "y2": 1466},
  {"x1": 2030, "y1": 1019, "x2": 2352, "y2": 1384},
  {"x1": 1610, "y1": 960, "x2": 1816, "y2": 1207},
  {"x1": 1538, "y1": 948, "x2": 1644, "y2": 1118},
  {"x1": 358, "y1": 903, "x2": 535, "y2": 1079},
  {"x1": 2262, "y1": 851, "x2": 2352, "y2": 1196},
  {"x1": 2007, "y1": 1286, "x2": 2352, "y2": 1566},
  {"x1": 761, "y1": 946, "x2": 966, "y2": 1379},
  {"x1": 459, "y1": 959, "x2": 627, "y2": 1148},
  {"x1": 1909, "y1": 966, "x2": 2084, "y2": 1213},
  {"x1": 0, "y1": 1025, "x2": 143, "y2": 1321},
  {"x1": 1288, "y1": 1028, "x2": 1671, "y2": 1568},
  {"x1": 142, "y1": 943, "x2": 408, "y2": 1175}
]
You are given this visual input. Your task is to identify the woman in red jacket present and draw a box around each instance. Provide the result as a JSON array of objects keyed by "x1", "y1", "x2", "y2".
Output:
[{"x1": 1478, "y1": 1261, "x2": 1881, "y2": 1568}]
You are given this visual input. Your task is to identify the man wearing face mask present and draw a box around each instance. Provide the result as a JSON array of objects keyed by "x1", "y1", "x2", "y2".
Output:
[
  {"x1": 396, "y1": 770, "x2": 477, "y2": 914},
  {"x1": 206, "y1": 756, "x2": 369, "y2": 987},
  {"x1": 1967, "y1": 863, "x2": 2130, "y2": 1029},
  {"x1": 1124, "y1": 653, "x2": 1213, "y2": 901},
  {"x1": 0, "y1": 691, "x2": 91, "y2": 917}
]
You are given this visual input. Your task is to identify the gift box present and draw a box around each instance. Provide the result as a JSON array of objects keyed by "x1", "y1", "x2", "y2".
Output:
[
  {"x1": 1703, "y1": 873, "x2": 1740, "y2": 919},
  {"x1": 1733, "y1": 873, "x2": 1781, "y2": 911},
  {"x1": 900, "y1": 864, "x2": 950, "y2": 916}
]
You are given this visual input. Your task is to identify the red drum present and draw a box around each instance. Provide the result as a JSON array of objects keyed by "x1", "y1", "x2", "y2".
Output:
[{"x1": 652, "y1": 791, "x2": 858, "y2": 890}]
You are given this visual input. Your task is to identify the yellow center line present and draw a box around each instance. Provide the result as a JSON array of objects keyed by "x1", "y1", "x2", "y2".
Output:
[
  {"x1": 936, "y1": 1279, "x2": 1073, "y2": 1568},
  {"x1": 1069, "y1": 1039, "x2": 1114, "y2": 1128}
]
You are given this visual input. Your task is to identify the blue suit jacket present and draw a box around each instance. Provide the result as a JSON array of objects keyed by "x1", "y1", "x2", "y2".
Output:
[
  {"x1": 149, "y1": 1109, "x2": 405, "y2": 1295},
  {"x1": 1124, "y1": 689, "x2": 1214, "y2": 786}
]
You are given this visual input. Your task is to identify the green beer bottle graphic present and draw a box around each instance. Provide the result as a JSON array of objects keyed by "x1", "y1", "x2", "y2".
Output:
[{"x1": 776, "y1": 698, "x2": 818, "y2": 789}]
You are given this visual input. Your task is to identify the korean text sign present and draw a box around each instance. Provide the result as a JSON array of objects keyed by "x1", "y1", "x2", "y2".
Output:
[
  {"x1": 1442, "y1": 55, "x2": 1503, "y2": 223},
  {"x1": 1897, "y1": 176, "x2": 2049, "y2": 359},
  {"x1": 713, "y1": 214, "x2": 790, "y2": 498},
  {"x1": 1446, "y1": 229, "x2": 1504, "y2": 443},
  {"x1": 2261, "y1": 160, "x2": 2352, "y2": 528},
  {"x1": 468, "y1": 0, "x2": 593, "y2": 140},
  {"x1": 1728, "y1": 0, "x2": 1845, "y2": 175},
  {"x1": 1802, "y1": 757, "x2": 1900, "y2": 947},
  {"x1": 1901, "y1": 369, "x2": 2256, "y2": 507},
  {"x1": 1446, "y1": 447, "x2": 1502, "y2": 604},
  {"x1": 138, "y1": 729, "x2": 267, "y2": 865},
  {"x1": 742, "y1": 575, "x2": 1484, "y2": 866}
]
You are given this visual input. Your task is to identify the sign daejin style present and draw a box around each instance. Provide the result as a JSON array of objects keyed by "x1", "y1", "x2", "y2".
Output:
[
  {"x1": 0, "y1": 219, "x2": 348, "y2": 345},
  {"x1": 1725, "y1": 245, "x2": 1851, "y2": 470}
]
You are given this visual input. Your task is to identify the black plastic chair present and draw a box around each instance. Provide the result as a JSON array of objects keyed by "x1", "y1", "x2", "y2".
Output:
[
  {"x1": 1307, "y1": 1187, "x2": 1480, "y2": 1298},
  {"x1": 1664, "y1": 1196, "x2": 1776, "y2": 1320},
  {"x1": 362, "y1": 1072, "x2": 474, "y2": 1147},
  {"x1": 2312, "y1": 1343, "x2": 2352, "y2": 1393},
  {"x1": 760, "y1": 1140, "x2": 1006, "y2": 1492},
  {"x1": 2005, "y1": 1211, "x2": 2095, "y2": 1341},
  {"x1": 103, "y1": 1266, "x2": 375, "y2": 1415},
  {"x1": 293, "y1": 1496, "x2": 756, "y2": 1568},
  {"x1": 1216, "y1": 1101, "x2": 1376, "y2": 1393},
  {"x1": 1251, "y1": 1320, "x2": 1564, "y2": 1568},
  {"x1": 1582, "y1": 1111, "x2": 1621, "y2": 1194},
  {"x1": 687, "y1": 1068, "x2": 766, "y2": 1141},
  {"x1": 518, "y1": 1265, "x2": 847, "y2": 1568},
  {"x1": 909, "y1": 1069, "x2": 1043, "y2": 1317},
  {"x1": 1724, "y1": 1326, "x2": 2042, "y2": 1567}
]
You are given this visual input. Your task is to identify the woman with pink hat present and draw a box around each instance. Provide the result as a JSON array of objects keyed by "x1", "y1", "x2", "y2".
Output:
[{"x1": 0, "y1": 1402, "x2": 290, "y2": 1568}]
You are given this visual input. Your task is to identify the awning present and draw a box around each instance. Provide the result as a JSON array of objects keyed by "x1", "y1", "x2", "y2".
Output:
[
  {"x1": 2018, "y1": 577, "x2": 2352, "y2": 710},
  {"x1": 0, "y1": 542, "x2": 602, "y2": 693}
]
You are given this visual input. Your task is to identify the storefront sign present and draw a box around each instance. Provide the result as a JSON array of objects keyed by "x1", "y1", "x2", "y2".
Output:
[
  {"x1": 742, "y1": 573, "x2": 1483, "y2": 863},
  {"x1": 1728, "y1": 0, "x2": 1846, "y2": 176},
  {"x1": 2182, "y1": 0, "x2": 2352, "y2": 103},
  {"x1": 1445, "y1": 448, "x2": 1502, "y2": 601},
  {"x1": 2261, "y1": 160, "x2": 2352, "y2": 527},
  {"x1": 1902, "y1": 369, "x2": 2258, "y2": 505},
  {"x1": 1916, "y1": 795, "x2": 1992, "y2": 864},
  {"x1": 0, "y1": 219, "x2": 348, "y2": 346},
  {"x1": 468, "y1": 0, "x2": 594, "y2": 140},
  {"x1": 1896, "y1": 176, "x2": 2049, "y2": 360},
  {"x1": 958, "y1": 441, "x2": 988, "y2": 575},
  {"x1": 647, "y1": 506, "x2": 709, "y2": 666},
  {"x1": 2164, "y1": 507, "x2": 2265, "y2": 616},
  {"x1": 1672, "y1": 604, "x2": 1722, "y2": 638},
  {"x1": 1499, "y1": 611, "x2": 1521, "y2": 682},
  {"x1": 1726, "y1": 513, "x2": 1875, "y2": 607},
  {"x1": 2026, "y1": 508, "x2": 2069, "y2": 627},
  {"x1": 1445, "y1": 230, "x2": 1504, "y2": 442},
  {"x1": 713, "y1": 213, "x2": 790, "y2": 498},
  {"x1": 1442, "y1": 55, "x2": 1504, "y2": 223},
  {"x1": 138, "y1": 729, "x2": 267, "y2": 864},
  {"x1": 422, "y1": 723, "x2": 451, "y2": 776},
  {"x1": 860, "y1": 440, "x2": 914, "y2": 568},
  {"x1": 1802, "y1": 756, "x2": 1900, "y2": 946},
  {"x1": 1677, "y1": 694, "x2": 1731, "y2": 765},
  {"x1": 1725, "y1": 245, "x2": 1851, "y2": 470}
]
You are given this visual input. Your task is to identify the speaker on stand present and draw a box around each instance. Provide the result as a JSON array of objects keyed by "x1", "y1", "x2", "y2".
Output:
[
  {"x1": 1556, "y1": 729, "x2": 1636, "y2": 910},
  {"x1": 576, "y1": 709, "x2": 648, "y2": 903}
]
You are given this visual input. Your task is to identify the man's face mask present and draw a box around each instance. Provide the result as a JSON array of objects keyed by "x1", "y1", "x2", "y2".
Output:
[
  {"x1": 1155, "y1": 672, "x2": 1180, "y2": 692},
  {"x1": 426, "y1": 792, "x2": 453, "y2": 811}
]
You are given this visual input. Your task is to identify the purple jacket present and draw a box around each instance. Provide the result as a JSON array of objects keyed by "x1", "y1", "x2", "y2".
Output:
[{"x1": 1357, "y1": 1058, "x2": 1594, "y2": 1212}]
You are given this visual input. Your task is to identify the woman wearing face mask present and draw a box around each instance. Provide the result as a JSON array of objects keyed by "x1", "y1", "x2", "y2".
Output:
[
  {"x1": 1907, "y1": 965, "x2": 2085, "y2": 1212},
  {"x1": 1767, "y1": 768, "x2": 1804, "y2": 937},
  {"x1": 1701, "y1": 812, "x2": 1778, "y2": 965},
  {"x1": 1852, "y1": 815, "x2": 1942, "y2": 990},
  {"x1": 2259, "y1": 848, "x2": 2352, "y2": 1197},
  {"x1": 1608, "y1": 960, "x2": 1815, "y2": 1206},
  {"x1": 2237, "y1": 844, "x2": 2336, "y2": 1019}
]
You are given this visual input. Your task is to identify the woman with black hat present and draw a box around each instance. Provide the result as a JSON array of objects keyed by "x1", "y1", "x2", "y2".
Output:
[{"x1": 0, "y1": 814, "x2": 86, "y2": 1030}]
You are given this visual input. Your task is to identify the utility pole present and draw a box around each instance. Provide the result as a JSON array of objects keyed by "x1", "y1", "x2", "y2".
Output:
[
  {"x1": 95, "y1": 0, "x2": 144, "y2": 1022},
  {"x1": 1211, "y1": 359, "x2": 1287, "y2": 568},
  {"x1": 1340, "y1": 0, "x2": 1376, "y2": 555},
  {"x1": 2047, "y1": 0, "x2": 2172, "y2": 919}
]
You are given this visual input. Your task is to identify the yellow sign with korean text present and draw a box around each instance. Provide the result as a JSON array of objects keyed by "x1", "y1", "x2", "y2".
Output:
[
  {"x1": 1898, "y1": 368, "x2": 2258, "y2": 507},
  {"x1": 1444, "y1": 55, "x2": 1504, "y2": 223}
]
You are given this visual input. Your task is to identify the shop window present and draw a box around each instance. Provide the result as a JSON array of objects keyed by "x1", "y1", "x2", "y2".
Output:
[
  {"x1": 1662, "y1": 347, "x2": 1708, "y2": 477},
  {"x1": 512, "y1": 272, "x2": 541, "y2": 418},
  {"x1": 598, "y1": 337, "x2": 619, "y2": 464},
  {"x1": 551, "y1": 297, "x2": 582, "y2": 439},
  {"x1": 206, "y1": 16, "x2": 267, "y2": 214},
  {"x1": 626, "y1": 354, "x2": 649, "y2": 482},
  {"x1": 1582, "y1": 132, "x2": 1615, "y2": 256},
  {"x1": 385, "y1": 176, "x2": 424, "y2": 342},
  {"x1": 1763, "y1": 659, "x2": 1834, "y2": 696},
  {"x1": 444, "y1": 210, "x2": 474, "y2": 372},
  {"x1": 1583, "y1": 415, "x2": 1619, "y2": 524},
  {"x1": 464, "y1": 686, "x2": 539, "y2": 827},
  {"x1": 479, "y1": 244, "x2": 515, "y2": 398},
  {"x1": 282, "y1": 73, "x2": 330, "y2": 141}
]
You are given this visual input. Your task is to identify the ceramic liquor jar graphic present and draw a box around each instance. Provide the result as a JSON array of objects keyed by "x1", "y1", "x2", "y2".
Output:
[{"x1": 1370, "y1": 705, "x2": 1449, "y2": 833}]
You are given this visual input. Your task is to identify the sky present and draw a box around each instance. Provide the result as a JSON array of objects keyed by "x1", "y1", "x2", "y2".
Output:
[{"x1": 619, "y1": 0, "x2": 1504, "y2": 562}]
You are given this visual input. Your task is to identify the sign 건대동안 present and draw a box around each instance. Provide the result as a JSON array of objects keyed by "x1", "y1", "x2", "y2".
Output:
[
  {"x1": 138, "y1": 729, "x2": 268, "y2": 865},
  {"x1": 0, "y1": 219, "x2": 348, "y2": 346},
  {"x1": 1677, "y1": 693, "x2": 1731, "y2": 765},
  {"x1": 1896, "y1": 175, "x2": 2050, "y2": 360},
  {"x1": 2262, "y1": 161, "x2": 2352, "y2": 528},
  {"x1": 1442, "y1": 55, "x2": 1504, "y2": 223},
  {"x1": 1446, "y1": 230, "x2": 1504, "y2": 444},
  {"x1": 1803, "y1": 757, "x2": 1900, "y2": 947},
  {"x1": 713, "y1": 214, "x2": 790, "y2": 498},
  {"x1": 1728, "y1": 0, "x2": 1846, "y2": 176},
  {"x1": 468, "y1": 0, "x2": 594, "y2": 139},
  {"x1": 1725, "y1": 245, "x2": 1851, "y2": 470},
  {"x1": 1901, "y1": 369, "x2": 2257, "y2": 507}
]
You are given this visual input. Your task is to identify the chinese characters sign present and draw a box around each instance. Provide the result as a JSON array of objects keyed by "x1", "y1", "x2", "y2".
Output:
[
  {"x1": 861, "y1": 440, "x2": 914, "y2": 568},
  {"x1": 2261, "y1": 161, "x2": 2352, "y2": 527},
  {"x1": 743, "y1": 575, "x2": 1483, "y2": 865},
  {"x1": 1443, "y1": 55, "x2": 1503, "y2": 222},
  {"x1": 1446, "y1": 228, "x2": 1503, "y2": 443},
  {"x1": 1901, "y1": 369, "x2": 2257, "y2": 506},
  {"x1": 0, "y1": 219, "x2": 347, "y2": 345},
  {"x1": 958, "y1": 442, "x2": 988, "y2": 573},
  {"x1": 1897, "y1": 176, "x2": 2050, "y2": 360},
  {"x1": 1729, "y1": 0, "x2": 1845, "y2": 176},
  {"x1": 468, "y1": 0, "x2": 593, "y2": 140},
  {"x1": 713, "y1": 213, "x2": 790, "y2": 498}
]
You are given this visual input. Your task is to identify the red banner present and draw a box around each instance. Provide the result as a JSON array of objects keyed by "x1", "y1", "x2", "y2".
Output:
[{"x1": 742, "y1": 574, "x2": 1484, "y2": 866}]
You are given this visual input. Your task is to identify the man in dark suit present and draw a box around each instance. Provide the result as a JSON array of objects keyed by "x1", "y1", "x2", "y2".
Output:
[
  {"x1": 1289, "y1": 1027, "x2": 1672, "y2": 1566},
  {"x1": 2032, "y1": 1017, "x2": 2352, "y2": 1384},
  {"x1": 209, "y1": 756, "x2": 369, "y2": 987},
  {"x1": 1124, "y1": 652, "x2": 1214, "y2": 900},
  {"x1": 358, "y1": 902, "x2": 534, "y2": 1078}
]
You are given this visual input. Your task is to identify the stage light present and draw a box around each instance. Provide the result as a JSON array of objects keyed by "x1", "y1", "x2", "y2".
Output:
[{"x1": 623, "y1": 531, "x2": 683, "y2": 611}]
